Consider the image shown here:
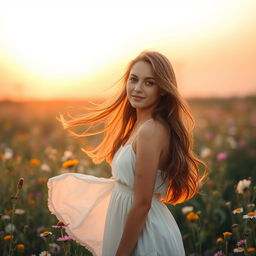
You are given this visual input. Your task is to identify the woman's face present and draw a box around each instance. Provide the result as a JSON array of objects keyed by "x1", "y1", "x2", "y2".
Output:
[{"x1": 126, "y1": 60, "x2": 162, "y2": 111}]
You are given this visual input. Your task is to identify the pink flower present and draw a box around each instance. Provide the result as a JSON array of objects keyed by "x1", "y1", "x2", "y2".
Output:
[
  {"x1": 52, "y1": 221, "x2": 69, "y2": 229},
  {"x1": 214, "y1": 250, "x2": 223, "y2": 256},
  {"x1": 217, "y1": 152, "x2": 228, "y2": 161},
  {"x1": 57, "y1": 235, "x2": 72, "y2": 242},
  {"x1": 237, "y1": 239, "x2": 247, "y2": 247}
]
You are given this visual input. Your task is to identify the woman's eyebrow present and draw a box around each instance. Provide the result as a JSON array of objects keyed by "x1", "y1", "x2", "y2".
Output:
[{"x1": 130, "y1": 73, "x2": 155, "y2": 79}]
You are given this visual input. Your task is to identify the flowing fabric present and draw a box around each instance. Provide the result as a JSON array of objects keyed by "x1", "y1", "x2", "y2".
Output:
[{"x1": 47, "y1": 144, "x2": 186, "y2": 256}]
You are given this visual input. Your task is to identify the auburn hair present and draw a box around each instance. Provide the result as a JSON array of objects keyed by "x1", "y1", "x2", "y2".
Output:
[{"x1": 57, "y1": 50, "x2": 208, "y2": 205}]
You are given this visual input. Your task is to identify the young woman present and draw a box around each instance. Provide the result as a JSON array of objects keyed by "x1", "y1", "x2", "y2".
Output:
[{"x1": 47, "y1": 50, "x2": 207, "y2": 256}]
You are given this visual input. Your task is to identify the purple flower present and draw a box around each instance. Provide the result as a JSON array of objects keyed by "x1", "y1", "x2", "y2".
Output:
[
  {"x1": 57, "y1": 235, "x2": 72, "y2": 242},
  {"x1": 214, "y1": 250, "x2": 223, "y2": 256},
  {"x1": 237, "y1": 239, "x2": 247, "y2": 247},
  {"x1": 217, "y1": 152, "x2": 228, "y2": 161},
  {"x1": 52, "y1": 221, "x2": 69, "y2": 229}
]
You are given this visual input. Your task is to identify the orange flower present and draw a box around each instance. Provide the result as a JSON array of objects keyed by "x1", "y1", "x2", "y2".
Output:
[
  {"x1": 3, "y1": 235, "x2": 13, "y2": 240},
  {"x1": 216, "y1": 237, "x2": 224, "y2": 243},
  {"x1": 247, "y1": 212, "x2": 256, "y2": 217},
  {"x1": 17, "y1": 134, "x2": 27, "y2": 142},
  {"x1": 40, "y1": 231, "x2": 53, "y2": 237},
  {"x1": 37, "y1": 177, "x2": 47, "y2": 184},
  {"x1": 186, "y1": 212, "x2": 200, "y2": 221},
  {"x1": 0, "y1": 153, "x2": 4, "y2": 160},
  {"x1": 29, "y1": 158, "x2": 40, "y2": 167},
  {"x1": 62, "y1": 159, "x2": 79, "y2": 168},
  {"x1": 16, "y1": 244, "x2": 25, "y2": 250},
  {"x1": 247, "y1": 248, "x2": 256, "y2": 252},
  {"x1": 28, "y1": 199, "x2": 36, "y2": 207},
  {"x1": 223, "y1": 232, "x2": 232, "y2": 239}
]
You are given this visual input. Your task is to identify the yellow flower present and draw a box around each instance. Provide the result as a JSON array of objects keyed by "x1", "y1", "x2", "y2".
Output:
[
  {"x1": 3, "y1": 235, "x2": 13, "y2": 240},
  {"x1": 30, "y1": 158, "x2": 40, "y2": 167},
  {"x1": 216, "y1": 237, "x2": 224, "y2": 243},
  {"x1": 16, "y1": 244, "x2": 25, "y2": 251},
  {"x1": 186, "y1": 212, "x2": 200, "y2": 221},
  {"x1": 247, "y1": 248, "x2": 256, "y2": 252},
  {"x1": 62, "y1": 159, "x2": 79, "y2": 168}
]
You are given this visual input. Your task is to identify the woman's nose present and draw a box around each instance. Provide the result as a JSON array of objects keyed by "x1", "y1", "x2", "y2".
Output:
[{"x1": 134, "y1": 82, "x2": 142, "y2": 91}]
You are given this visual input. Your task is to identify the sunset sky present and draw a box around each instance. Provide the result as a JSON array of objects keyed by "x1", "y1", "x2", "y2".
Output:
[{"x1": 0, "y1": 0, "x2": 255, "y2": 101}]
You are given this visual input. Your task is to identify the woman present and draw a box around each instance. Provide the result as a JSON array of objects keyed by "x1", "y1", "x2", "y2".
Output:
[{"x1": 47, "y1": 50, "x2": 207, "y2": 256}]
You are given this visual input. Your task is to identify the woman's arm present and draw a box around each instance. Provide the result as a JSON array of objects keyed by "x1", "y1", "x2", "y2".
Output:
[{"x1": 115, "y1": 120, "x2": 164, "y2": 256}]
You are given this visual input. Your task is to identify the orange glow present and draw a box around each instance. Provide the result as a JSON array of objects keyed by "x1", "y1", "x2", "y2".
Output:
[{"x1": 0, "y1": 0, "x2": 255, "y2": 100}]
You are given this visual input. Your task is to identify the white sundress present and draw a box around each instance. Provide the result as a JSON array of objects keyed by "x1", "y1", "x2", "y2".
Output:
[{"x1": 47, "y1": 144, "x2": 186, "y2": 256}]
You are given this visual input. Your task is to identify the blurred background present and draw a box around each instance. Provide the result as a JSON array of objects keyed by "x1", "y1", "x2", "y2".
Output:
[{"x1": 0, "y1": 1, "x2": 255, "y2": 256}]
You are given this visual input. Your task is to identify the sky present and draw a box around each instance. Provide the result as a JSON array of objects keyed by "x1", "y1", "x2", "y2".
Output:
[{"x1": 0, "y1": 0, "x2": 256, "y2": 101}]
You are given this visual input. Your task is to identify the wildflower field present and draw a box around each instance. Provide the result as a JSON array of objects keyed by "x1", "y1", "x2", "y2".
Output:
[{"x1": 0, "y1": 97, "x2": 255, "y2": 256}]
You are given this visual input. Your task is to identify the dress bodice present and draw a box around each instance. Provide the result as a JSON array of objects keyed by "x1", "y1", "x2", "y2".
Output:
[{"x1": 111, "y1": 144, "x2": 168, "y2": 196}]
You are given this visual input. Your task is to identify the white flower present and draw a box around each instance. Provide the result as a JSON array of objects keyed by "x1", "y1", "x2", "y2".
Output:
[
  {"x1": 4, "y1": 148, "x2": 13, "y2": 160},
  {"x1": 61, "y1": 150, "x2": 73, "y2": 161},
  {"x1": 49, "y1": 243, "x2": 61, "y2": 253},
  {"x1": 236, "y1": 179, "x2": 251, "y2": 194},
  {"x1": 226, "y1": 136, "x2": 237, "y2": 149},
  {"x1": 243, "y1": 212, "x2": 256, "y2": 219},
  {"x1": 40, "y1": 163, "x2": 51, "y2": 172},
  {"x1": 181, "y1": 206, "x2": 194, "y2": 215},
  {"x1": 5, "y1": 223, "x2": 16, "y2": 233},
  {"x1": 233, "y1": 247, "x2": 244, "y2": 253},
  {"x1": 15, "y1": 208, "x2": 25, "y2": 215},
  {"x1": 39, "y1": 251, "x2": 51, "y2": 256},
  {"x1": 200, "y1": 147, "x2": 211, "y2": 158},
  {"x1": 232, "y1": 208, "x2": 243, "y2": 214},
  {"x1": 1, "y1": 215, "x2": 11, "y2": 220}
]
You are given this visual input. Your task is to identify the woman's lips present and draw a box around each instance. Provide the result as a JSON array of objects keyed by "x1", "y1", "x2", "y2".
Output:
[{"x1": 132, "y1": 95, "x2": 145, "y2": 100}]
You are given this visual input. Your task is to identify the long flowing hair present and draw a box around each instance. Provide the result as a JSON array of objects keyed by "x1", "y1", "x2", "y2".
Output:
[{"x1": 57, "y1": 50, "x2": 208, "y2": 205}]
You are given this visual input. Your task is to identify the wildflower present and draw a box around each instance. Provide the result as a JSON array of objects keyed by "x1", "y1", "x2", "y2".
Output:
[
  {"x1": 223, "y1": 232, "x2": 232, "y2": 239},
  {"x1": 15, "y1": 208, "x2": 25, "y2": 215},
  {"x1": 5, "y1": 223, "x2": 16, "y2": 233},
  {"x1": 1, "y1": 215, "x2": 11, "y2": 220},
  {"x1": 3, "y1": 148, "x2": 13, "y2": 160},
  {"x1": 41, "y1": 163, "x2": 51, "y2": 172},
  {"x1": 3, "y1": 235, "x2": 13, "y2": 240},
  {"x1": 181, "y1": 206, "x2": 194, "y2": 215},
  {"x1": 16, "y1": 243, "x2": 25, "y2": 251},
  {"x1": 243, "y1": 212, "x2": 256, "y2": 219},
  {"x1": 37, "y1": 177, "x2": 47, "y2": 184},
  {"x1": 49, "y1": 243, "x2": 61, "y2": 253},
  {"x1": 62, "y1": 159, "x2": 79, "y2": 168},
  {"x1": 29, "y1": 158, "x2": 40, "y2": 167},
  {"x1": 28, "y1": 199, "x2": 36, "y2": 207},
  {"x1": 232, "y1": 224, "x2": 239, "y2": 229},
  {"x1": 200, "y1": 147, "x2": 211, "y2": 158},
  {"x1": 212, "y1": 190, "x2": 219, "y2": 195},
  {"x1": 214, "y1": 250, "x2": 223, "y2": 256},
  {"x1": 186, "y1": 212, "x2": 199, "y2": 221},
  {"x1": 236, "y1": 179, "x2": 251, "y2": 194},
  {"x1": 216, "y1": 237, "x2": 224, "y2": 243},
  {"x1": 247, "y1": 248, "x2": 256, "y2": 252},
  {"x1": 61, "y1": 150, "x2": 73, "y2": 161},
  {"x1": 39, "y1": 251, "x2": 51, "y2": 256},
  {"x1": 40, "y1": 231, "x2": 53, "y2": 237},
  {"x1": 237, "y1": 239, "x2": 247, "y2": 247},
  {"x1": 57, "y1": 235, "x2": 72, "y2": 242},
  {"x1": 247, "y1": 203, "x2": 255, "y2": 208},
  {"x1": 52, "y1": 221, "x2": 69, "y2": 229},
  {"x1": 234, "y1": 247, "x2": 244, "y2": 253},
  {"x1": 233, "y1": 208, "x2": 243, "y2": 214},
  {"x1": 217, "y1": 152, "x2": 228, "y2": 161},
  {"x1": 17, "y1": 178, "x2": 24, "y2": 190}
]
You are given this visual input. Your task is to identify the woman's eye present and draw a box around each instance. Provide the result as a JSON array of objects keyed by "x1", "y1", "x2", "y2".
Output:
[
  {"x1": 129, "y1": 77, "x2": 137, "y2": 82},
  {"x1": 146, "y1": 81, "x2": 155, "y2": 86}
]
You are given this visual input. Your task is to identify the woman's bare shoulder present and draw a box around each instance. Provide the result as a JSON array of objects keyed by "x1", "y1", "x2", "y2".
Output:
[{"x1": 137, "y1": 118, "x2": 169, "y2": 143}]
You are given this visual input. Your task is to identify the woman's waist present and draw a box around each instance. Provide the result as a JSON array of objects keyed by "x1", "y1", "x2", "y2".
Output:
[{"x1": 114, "y1": 180, "x2": 162, "y2": 201}]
